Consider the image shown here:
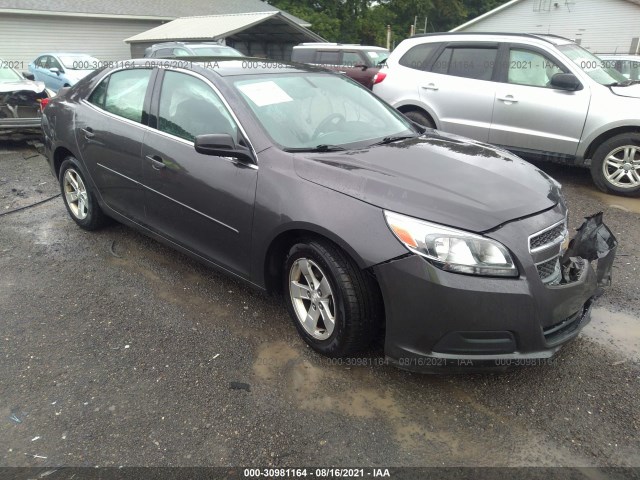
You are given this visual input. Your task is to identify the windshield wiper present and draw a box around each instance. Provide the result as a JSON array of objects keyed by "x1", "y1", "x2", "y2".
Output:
[
  {"x1": 283, "y1": 144, "x2": 346, "y2": 153},
  {"x1": 369, "y1": 134, "x2": 418, "y2": 147}
]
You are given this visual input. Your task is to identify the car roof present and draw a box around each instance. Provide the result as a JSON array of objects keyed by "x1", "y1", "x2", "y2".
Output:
[
  {"x1": 408, "y1": 32, "x2": 576, "y2": 46},
  {"x1": 294, "y1": 43, "x2": 388, "y2": 51},
  {"x1": 37, "y1": 53, "x2": 96, "y2": 57},
  {"x1": 118, "y1": 57, "x2": 335, "y2": 77}
]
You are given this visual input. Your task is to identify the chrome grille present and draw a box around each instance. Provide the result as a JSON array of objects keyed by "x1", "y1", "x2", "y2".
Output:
[
  {"x1": 536, "y1": 257, "x2": 561, "y2": 284},
  {"x1": 529, "y1": 222, "x2": 566, "y2": 252}
]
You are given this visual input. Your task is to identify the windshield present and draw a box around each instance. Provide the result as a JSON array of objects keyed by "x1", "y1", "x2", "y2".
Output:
[
  {"x1": 58, "y1": 55, "x2": 100, "y2": 70},
  {"x1": 190, "y1": 46, "x2": 243, "y2": 57},
  {"x1": 0, "y1": 65, "x2": 22, "y2": 83},
  {"x1": 602, "y1": 58, "x2": 640, "y2": 81},
  {"x1": 558, "y1": 44, "x2": 627, "y2": 85},
  {"x1": 367, "y1": 50, "x2": 389, "y2": 65},
  {"x1": 233, "y1": 73, "x2": 414, "y2": 150}
]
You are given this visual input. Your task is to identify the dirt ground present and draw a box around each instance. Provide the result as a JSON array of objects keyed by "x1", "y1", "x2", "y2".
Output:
[{"x1": 0, "y1": 140, "x2": 638, "y2": 471}]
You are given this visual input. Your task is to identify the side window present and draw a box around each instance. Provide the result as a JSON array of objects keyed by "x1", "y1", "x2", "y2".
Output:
[
  {"x1": 88, "y1": 76, "x2": 109, "y2": 108},
  {"x1": 316, "y1": 51, "x2": 340, "y2": 65},
  {"x1": 158, "y1": 71, "x2": 237, "y2": 143},
  {"x1": 172, "y1": 48, "x2": 190, "y2": 57},
  {"x1": 448, "y1": 48, "x2": 497, "y2": 80},
  {"x1": 42, "y1": 56, "x2": 52, "y2": 69},
  {"x1": 292, "y1": 49, "x2": 314, "y2": 63},
  {"x1": 154, "y1": 48, "x2": 173, "y2": 58},
  {"x1": 89, "y1": 69, "x2": 151, "y2": 123},
  {"x1": 432, "y1": 48, "x2": 452, "y2": 74},
  {"x1": 398, "y1": 43, "x2": 439, "y2": 71},
  {"x1": 35, "y1": 56, "x2": 45, "y2": 68},
  {"x1": 342, "y1": 51, "x2": 364, "y2": 67},
  {"x1": 50, "y1": 57, "x2": 63, "y2": 71},
  {"x1": 508, "y1": 49, "x2": 564, "y2": 87}
]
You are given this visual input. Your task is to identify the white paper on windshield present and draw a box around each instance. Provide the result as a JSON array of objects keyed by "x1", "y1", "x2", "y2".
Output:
[{"x1": 237, "y1": 81, "x2": 293, "y2": 107}]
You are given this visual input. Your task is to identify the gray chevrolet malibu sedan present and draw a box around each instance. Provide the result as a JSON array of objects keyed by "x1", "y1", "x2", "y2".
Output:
[{"x1": 42, "y1": 59, "x2": 616, "y2": 371}]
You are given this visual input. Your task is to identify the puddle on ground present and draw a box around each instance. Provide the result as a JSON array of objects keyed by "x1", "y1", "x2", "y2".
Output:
[
  {"x1": 585, "y1": 189, "x2": 640, "y2": 214},
  {"x1": 583, "y1": 308, "x2": 640, "y2": 360},
  {"x1": 252, "y1": 341, "x2": 600, "y2": 465}
]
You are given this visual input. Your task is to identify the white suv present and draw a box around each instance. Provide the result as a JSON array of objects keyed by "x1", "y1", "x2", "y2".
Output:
[{"x1": 374, "y1": 33, "x2": 640, "y2": 196}]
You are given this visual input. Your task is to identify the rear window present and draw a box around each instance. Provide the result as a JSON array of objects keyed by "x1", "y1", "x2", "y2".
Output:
[
  {"x1": 89, "y1": 69, "x2": 152, "y2": 123},
  {"x1": 399, "y1": 43, "x2": 440, "y2": 70}
]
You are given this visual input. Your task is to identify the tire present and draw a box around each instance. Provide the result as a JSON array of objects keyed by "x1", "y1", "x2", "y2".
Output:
[
  {"x1": 59, "y1": 157, "x2": 108, "y2": 230},
  {"x1": 403, "y1": 110, "x2": 435, "y2": 129},
  {"x1": 590, "y1": 133, "x2": 640, "y2": 197},
  {"x1": 283, "y1": 239, "x2": 381, "y2": 357}
]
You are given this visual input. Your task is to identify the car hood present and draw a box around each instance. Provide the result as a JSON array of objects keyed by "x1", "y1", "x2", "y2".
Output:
[
  {"x1": 293, "y1": 131, "x2": 561, "y2": 233},
  {"x1": 610, "y1": 84, "x2": 640, "y2": 98},
  {"x1": 0, "y1": 80, "x2": 46, "y2": 94}
]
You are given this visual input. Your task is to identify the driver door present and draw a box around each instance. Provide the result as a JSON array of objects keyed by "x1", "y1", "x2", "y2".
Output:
[
  {"x1": 141, "y1": 69, "x2": 258, "y2": 277},
  {"x1": 489, "y1": 45, "x2": 591, "y2": 156}
]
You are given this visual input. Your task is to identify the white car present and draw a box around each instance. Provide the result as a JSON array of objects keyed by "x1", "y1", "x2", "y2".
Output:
[{"x1": 374, "y1": 33, "x2": 640, "y2": 196}]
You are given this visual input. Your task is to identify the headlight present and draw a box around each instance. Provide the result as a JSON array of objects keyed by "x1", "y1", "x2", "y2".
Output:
[{"x1": 384, "y1": 211, "x2": 519, "y2": 277}]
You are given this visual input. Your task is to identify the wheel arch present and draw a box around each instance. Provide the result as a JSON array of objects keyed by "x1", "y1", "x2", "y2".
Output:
[
  {"x1": 262, "y1": 225, "x2": 369, "y2": 296},
  {"x1": 53, "y1": 145, "x2": 77, "y2": 179},
  {"x1": 395, "y1": 103, "x2": 438, "y2": 129},
  {"x1": 583, "y1": 126, "x2": 640, "y2": 162}
]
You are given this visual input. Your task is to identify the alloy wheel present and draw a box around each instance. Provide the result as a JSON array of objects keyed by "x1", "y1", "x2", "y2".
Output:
[
  {"x1": 602, "y1": 145, "x2": 640, "y2": 189},
  {"x1": 289, "y1": 258, "x2": 336, "y2": 340},
  {"x1": 63, "y1": 168, "x2": 89, "y2": 220}
]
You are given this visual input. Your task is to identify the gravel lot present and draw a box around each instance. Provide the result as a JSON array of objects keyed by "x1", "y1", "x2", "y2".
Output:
[{"x1": 0, "y1": 140, "x2": 638, "y2": 469}]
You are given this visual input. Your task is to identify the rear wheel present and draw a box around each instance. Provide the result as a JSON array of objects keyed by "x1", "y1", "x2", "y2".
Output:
[
  {"x1": 283, "y1": 239, "x2": 381, "y2": 357},
  {"x1": 590, "y1": 133, "x2": 640, "y2": 196},
  {"x1": 403, "y1": 110, "x2": 435, "y2": 129},
  {"x1": 59, "y1": 157, "x2": 108, "y2": 230}
]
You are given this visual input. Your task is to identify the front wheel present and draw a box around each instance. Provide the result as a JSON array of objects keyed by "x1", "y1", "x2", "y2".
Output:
[
  {"x1": 283, "y1": 239, "x2": 381, "y2": 357},
  {"x1": 590, "y1": 133, "x2": 640, "y2": 196},
  {"x1": 59, "y1": 157, "x2": 108, "y2": 230}
]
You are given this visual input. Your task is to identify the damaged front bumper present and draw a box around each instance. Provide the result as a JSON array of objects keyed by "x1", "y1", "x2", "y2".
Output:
[{"x1": 374, "y1": 208, "x2": 617, "y2": 372}]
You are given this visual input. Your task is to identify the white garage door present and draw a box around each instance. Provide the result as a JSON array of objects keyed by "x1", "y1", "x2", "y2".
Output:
[{"x1": 0, "y1": 13, "x2": 162, "y2": 65}]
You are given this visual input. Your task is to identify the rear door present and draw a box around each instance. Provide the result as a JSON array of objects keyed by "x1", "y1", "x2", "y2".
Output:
[
  {"x1": 75, "y1": 67, "x2": 155, "y2": 221},
  {"x1": 341, "y1": 51, "x2": 374, "y2": 88},
  {"x1": 489, "y1": 44, "x2": 591, "y2": 157},
  {"x1": 141, "y1": 69, "x2": 258, "y2": 277},
  {"x1": 419, "y1": 43, "x2": 499, "y2": 141}
]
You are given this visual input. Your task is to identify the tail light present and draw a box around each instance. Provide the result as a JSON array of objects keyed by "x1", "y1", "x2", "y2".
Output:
[
  {"x1": 373, "y1": 72, "x2": 387, "y2": 85},
  {"x1": 39, "y1": 97, "x2": 51, "y2": 111}
]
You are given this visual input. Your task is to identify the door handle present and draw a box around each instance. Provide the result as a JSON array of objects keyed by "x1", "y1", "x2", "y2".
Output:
[
  {"x1": 421, "y1": 83, "x2": 439, "y2": 91},
  {"x1": 81, "y1": 127, "x2": 94, "y2": 139},
  {"x1": 497, "y1": 95, "x2": 518, "y2": 103},
  {"x1": 146, "y1": 155, "x2": 166, "y2": 170}
]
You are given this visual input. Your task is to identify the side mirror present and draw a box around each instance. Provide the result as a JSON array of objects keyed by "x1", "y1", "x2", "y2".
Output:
[
  {"x1": 550, "y1": 73, "x2": 582, "y2": 91},
  {"x1": 49, "y1": 67, "x2": 61, "y2": 75},
  {"x1": 194, "y1": 133, "x2": 253, "y2": 162},
  {"x1": 23, "y1": 72, "x2": 35, "y2": 80}
]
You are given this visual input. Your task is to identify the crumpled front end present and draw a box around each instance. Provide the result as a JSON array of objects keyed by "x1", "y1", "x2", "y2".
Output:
[
  {"x1": 0, "y1": 87, "x2": 48, "y2": 130},
  {"x1": 374, "y1": 205, "x2": 617, "y2": 372}
]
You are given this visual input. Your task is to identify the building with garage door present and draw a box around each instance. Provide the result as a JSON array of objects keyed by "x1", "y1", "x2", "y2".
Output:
[
  {"x1": 451, "y1": 0, "x2": 640, "y2": 54},
  {"x1": 0, "y1": 0, "x2": 311, "y2": 65}
]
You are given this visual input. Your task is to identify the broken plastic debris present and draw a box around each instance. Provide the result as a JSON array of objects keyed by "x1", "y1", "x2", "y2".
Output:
[
  {"x1": 560, "y1": 212, "x2": 617, "y2": 288},
  {"x1": 229, "y1": 381, "x2": 251, "y2": 392},
  {"x1": 9, "y1": 413, "x2": 22, "y2": 423}
]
